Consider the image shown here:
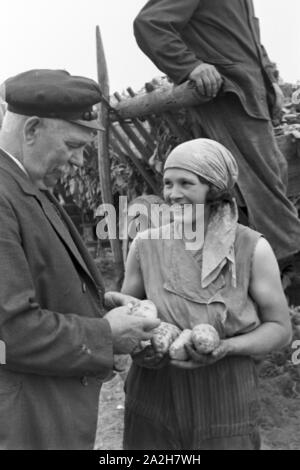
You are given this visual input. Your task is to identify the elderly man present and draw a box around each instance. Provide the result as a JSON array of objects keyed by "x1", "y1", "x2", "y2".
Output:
[
  {"x1": 0, "y1": 69, "x2": 159, "y2": 450},
  {"x1": 134, "y1": 0, "x2": 300, "y2": 265}
]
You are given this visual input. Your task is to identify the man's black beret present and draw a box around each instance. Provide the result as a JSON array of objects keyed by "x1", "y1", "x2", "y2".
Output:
[{"x1": 2, "y1": 69, "x2": 104, "y2": 131}]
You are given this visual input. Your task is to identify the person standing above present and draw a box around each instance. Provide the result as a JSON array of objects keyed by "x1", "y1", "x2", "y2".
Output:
[
  {"x1": 0, "y1": 69, "x2": 159, "y2": 450},
  {"x1": 134, "y1": 0, "x2": 300, "y2": 264}
]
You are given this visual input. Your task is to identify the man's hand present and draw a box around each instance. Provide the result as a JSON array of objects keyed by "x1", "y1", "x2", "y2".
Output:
[
  {"x1": 189, "y1": 63, "x2": 223, "y2": 98},
  {"x1": 132, "y1": 345, "x2": 169, "y2": 369},
  {"x1": 170, "y1": 340, "x2": 232, "y2": 369},
  {"x1": 104, "y1": 306, "x2": 160, "y2": 355},
  {"x1": 104, "y1": 291, "x2": 140, "y2": 309}
]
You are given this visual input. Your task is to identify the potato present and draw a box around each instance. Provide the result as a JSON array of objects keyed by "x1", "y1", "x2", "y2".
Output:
[
  {"x1": 117, "y1": 300, "x2": 158, "y2": 354},
  {"x1": 191, "y1": 324, "x2": 220, "y2": 354},
  {"x1": 151, "y1": 322, "x2": 181, "y2": 355},
  {"x1": 129, "y1": 299, "x2": 158, "y2": 320},
  {"x1": 169, "y1": 329, "x2": 192, "y2": 361}
]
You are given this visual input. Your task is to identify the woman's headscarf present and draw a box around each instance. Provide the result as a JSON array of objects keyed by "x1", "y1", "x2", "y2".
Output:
[
  {"x1": 164, "y1": 138, "x2": 238, "y2": 194},
  {"x1": 164, "y1": 138, "x2": 239, "y2": 288}
]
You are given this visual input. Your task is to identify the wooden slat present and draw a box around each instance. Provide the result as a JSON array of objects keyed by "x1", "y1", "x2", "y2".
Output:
[
  {"x1": 110, "y1": 124, "x2": 161, "y2": 196},
  {"x1": 110, "y1": 140, "x2": 128, "y2": 165},
  {"x1": 113, "y1": 115, "x2": 153, "y2": 161},
  {"x1": 96, "y1": 25, "x2": 124, "y2": 281},
  {"x1": 114, "y1": 92, "x2": 156, "y2": 153}
]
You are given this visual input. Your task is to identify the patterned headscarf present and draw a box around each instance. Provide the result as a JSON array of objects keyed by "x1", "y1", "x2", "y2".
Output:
[
  {"x1": 164, "y1": 138, "x2": 238, "y2": 193},
  {"x1": 164, "y1": 138, "x2": 239, "y2": 288}
]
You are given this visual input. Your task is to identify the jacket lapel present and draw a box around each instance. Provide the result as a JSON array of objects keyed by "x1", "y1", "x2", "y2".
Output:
[
  {"x1": 37, "y1": 190, "x2": 99, "y2": 282},
  {"x1": 43, "y1": 190, "x2": 105, "y2": 294}
]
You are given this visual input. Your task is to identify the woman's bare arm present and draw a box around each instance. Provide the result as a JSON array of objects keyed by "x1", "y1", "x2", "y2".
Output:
[
  {"x1": 226, "y1": 237, "x2": 292, "y2": 357},
  {"x1": 172, "y1": 237, "x2": 292, "y2": 369},
  {"x1": 121, "y1": 240, "x2": 146, "y2": 300}
]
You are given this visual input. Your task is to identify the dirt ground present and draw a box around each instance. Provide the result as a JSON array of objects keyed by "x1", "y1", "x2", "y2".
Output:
[
  {"x1": 94, "y1": 249, "x2": 300, "y2": 451},
  {"x1": 96, "y1": 374, "x2": 125, "y2": 450}
]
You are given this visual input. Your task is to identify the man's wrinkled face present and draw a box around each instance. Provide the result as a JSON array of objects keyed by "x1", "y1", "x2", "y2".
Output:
[{"x1": 23, "y1": 118, "x2": 96, "y2": 188}]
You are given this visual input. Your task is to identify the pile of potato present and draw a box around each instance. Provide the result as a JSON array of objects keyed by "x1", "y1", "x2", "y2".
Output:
[{"x1": 129, "y1": 299, "x2": 220, "y2": 360}]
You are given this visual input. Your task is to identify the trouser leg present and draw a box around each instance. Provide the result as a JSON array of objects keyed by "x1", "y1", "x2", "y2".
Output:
[
  {"x1": 123, "y1": 407, "x2": 180, "y2": 450},
  {"x1": 194, "y1": 95, "x2": 300, "y2": 259}
]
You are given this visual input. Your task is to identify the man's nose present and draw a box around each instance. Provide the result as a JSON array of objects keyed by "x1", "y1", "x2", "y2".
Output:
[{"x1": 70, "y1": 149, "x2": 84, "y2": 167}]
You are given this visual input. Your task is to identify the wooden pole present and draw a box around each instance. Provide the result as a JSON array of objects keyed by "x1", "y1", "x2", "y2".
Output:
[
  {"x1": 113, "y1": 80, "x2": 211, "y2": 120},
  {"x1": 96, "y1": 25, "x2": 124, "y2": 286}
]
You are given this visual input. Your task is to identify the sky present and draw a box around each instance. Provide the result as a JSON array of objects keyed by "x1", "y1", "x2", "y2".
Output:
[{"x1": 0, "y1": 0, "x2": 299, "y2": 94}]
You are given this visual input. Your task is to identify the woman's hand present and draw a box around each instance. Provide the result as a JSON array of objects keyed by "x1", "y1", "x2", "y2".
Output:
[
  {"x1": 132, "y1": 345, "x2": 170, "y2": 369},
  {"x1": 170, "y1": 340, "x2": 232, "y2": 369}
]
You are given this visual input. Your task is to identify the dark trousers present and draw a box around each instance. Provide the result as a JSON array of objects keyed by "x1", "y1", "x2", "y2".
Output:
[
  {"x1": 193, "y1": 94, "x2": 300, "y2": 259},
  {"x1": 123, "y1": 409, "x2": 261, "y2": 450}
]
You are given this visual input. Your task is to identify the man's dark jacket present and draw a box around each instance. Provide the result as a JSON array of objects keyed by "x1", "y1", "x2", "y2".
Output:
[
  {"x1": 0, "y1": 150, "x2": 113, "y2": 449},
  {"x1": 134, "y1": 0, "x2": 276, "y2": 119}
]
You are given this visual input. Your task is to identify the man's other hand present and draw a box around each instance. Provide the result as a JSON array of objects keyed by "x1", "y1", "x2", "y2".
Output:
[
  {"x1": 104, "y1": 307, "x2": 160, "y2": 355},
  {"x1": 189, "y1": 63, "x2": 223, "y2": 98}
]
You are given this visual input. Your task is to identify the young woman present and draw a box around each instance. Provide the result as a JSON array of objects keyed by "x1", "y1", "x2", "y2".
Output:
[{"x1": 121, "y1": 138, "x2": 291, "y2": 450}]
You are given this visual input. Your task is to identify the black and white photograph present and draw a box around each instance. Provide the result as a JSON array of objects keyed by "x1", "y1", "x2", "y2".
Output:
[{"x1": 0, "y1": 0, "x2": 299, "y2": 453}]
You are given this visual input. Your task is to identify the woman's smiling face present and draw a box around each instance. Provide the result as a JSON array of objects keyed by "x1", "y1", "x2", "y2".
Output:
[
  {"x1": 163, "y1": 168, "x2": 210, "y2": 225},
  {"x1": 163, "y1": 168, "x2": 210, "y2": 205}
]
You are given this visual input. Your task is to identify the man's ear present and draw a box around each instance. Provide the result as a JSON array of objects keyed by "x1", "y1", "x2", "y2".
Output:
[{"x1": 23, "y1": 116, "x2": 43, "y2": 145}]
